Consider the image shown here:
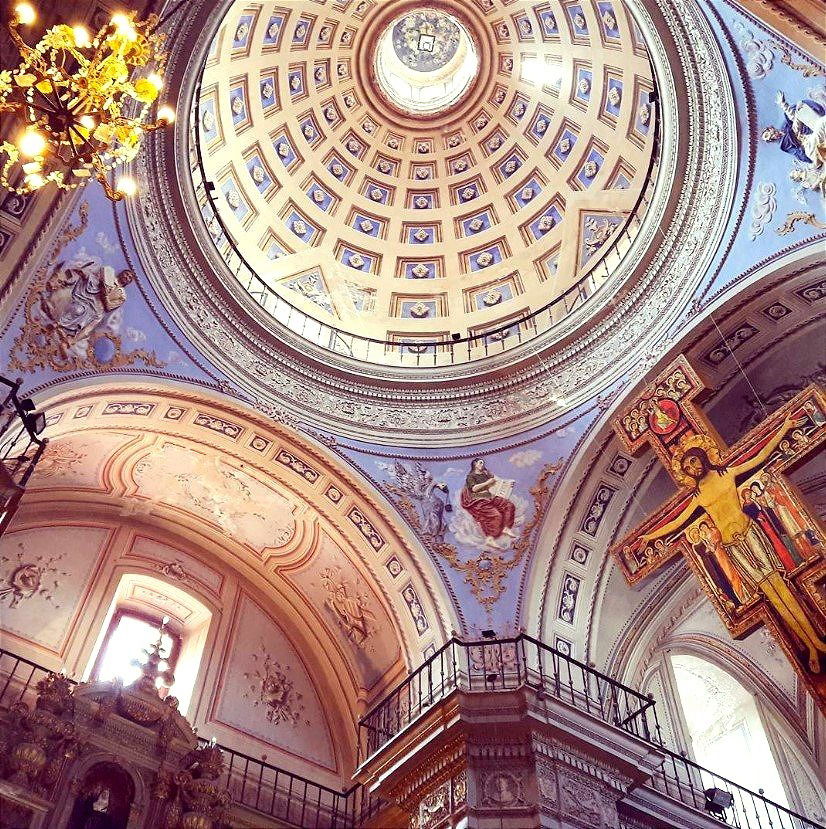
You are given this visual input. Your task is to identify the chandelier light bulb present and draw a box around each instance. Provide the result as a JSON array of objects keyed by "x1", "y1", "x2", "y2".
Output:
[
  {"x1": 19, "y1": 129, "x2": 46, "y2": 157},
  {"x1": 78, "y1": 114, "x2": 96, "y2": 129},
  {"x1": 116, "y1": 175, "x2": 137, "y2": 197},
  {"x1": 24, "y1": 172, "x2": 45, "y2": 189},
  {"x1": 147, "y1": 72, "x2": 164, "y2": 90},
  {"x1": 72, "y1": 25, "x2": 91, "y2": 47},
  {"x1": 157, "y1": 105, "x2": 175, "y2": 124},
  {"x1": 111, "y1": 12, "x2": 137, "y2": 40},
  {"x1": 14, "y1": 2, "x2": 36, "y2": 25}
]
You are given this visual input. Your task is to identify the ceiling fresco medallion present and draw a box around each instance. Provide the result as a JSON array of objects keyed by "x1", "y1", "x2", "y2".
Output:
[{"x1": 381, "y1": 457, "x2": 562, "y2": 611}]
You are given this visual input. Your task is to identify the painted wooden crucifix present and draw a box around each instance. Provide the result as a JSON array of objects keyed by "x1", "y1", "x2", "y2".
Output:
[{"x1": 610, "y1": 356, "x2": 826, "y2": 709}]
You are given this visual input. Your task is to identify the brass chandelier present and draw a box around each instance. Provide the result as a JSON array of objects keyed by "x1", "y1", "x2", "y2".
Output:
[{"x1": 0, "y1": 2, "x2": 174, "y2": 201}]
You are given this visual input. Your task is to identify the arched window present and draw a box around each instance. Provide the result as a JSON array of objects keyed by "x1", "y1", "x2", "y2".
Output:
[
  {"x1": 669, "y1": 653, "x2": 788, "y2": 808},
  {"x1": 85, "y1": 573, "x2": 212, "y2": 715}
]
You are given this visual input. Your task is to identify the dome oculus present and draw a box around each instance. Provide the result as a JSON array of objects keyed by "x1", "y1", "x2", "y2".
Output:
[{"x1": 375, "y1": 9, "x2": 479, "y2": 115}]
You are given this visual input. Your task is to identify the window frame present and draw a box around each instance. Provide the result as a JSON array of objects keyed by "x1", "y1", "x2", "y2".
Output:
[{"x1": 90, "y1": 607, "x2": 183, "y2": 689}]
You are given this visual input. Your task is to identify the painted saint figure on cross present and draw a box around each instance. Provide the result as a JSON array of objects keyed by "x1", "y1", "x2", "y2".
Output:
[{"x1": 610, "y1": 357, "x2": 826, "y2": 710}]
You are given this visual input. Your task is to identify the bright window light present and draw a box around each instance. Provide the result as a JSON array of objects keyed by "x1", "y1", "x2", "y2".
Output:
[
  {"x1": 671, "y1": 654, "x2": 788, "y2": 808},
  {"x1": 96, "y1": 614, "x2": 174, "y2": 687}
]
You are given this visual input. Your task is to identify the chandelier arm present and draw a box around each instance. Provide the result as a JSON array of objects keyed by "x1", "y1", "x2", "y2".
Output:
[{"x1": 6, "y1": 20, "x2": 35, "y2": 60}]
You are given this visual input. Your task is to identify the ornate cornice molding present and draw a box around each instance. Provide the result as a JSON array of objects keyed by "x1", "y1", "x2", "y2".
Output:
[{"x1": 123, "y1": 0, "x2": 738, "y2": 445}]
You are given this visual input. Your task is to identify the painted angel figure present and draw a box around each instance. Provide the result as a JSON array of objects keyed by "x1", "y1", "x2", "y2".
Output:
[{"x1": 385, "y1": 460, "x2": 452, "y2": 541}]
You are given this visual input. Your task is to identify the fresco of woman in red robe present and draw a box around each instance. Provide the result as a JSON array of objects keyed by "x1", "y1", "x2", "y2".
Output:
[{"x1": 460, "y1": 458, "x2": 516, "y2": 546}]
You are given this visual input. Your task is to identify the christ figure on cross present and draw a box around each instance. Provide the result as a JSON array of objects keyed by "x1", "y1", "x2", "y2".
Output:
[
  {"x1": 610, "y1": 356, "x2": 826, "y2": 709},
  {"x1": 640, "y1": 424, "x2": 825, "y2": 673}
]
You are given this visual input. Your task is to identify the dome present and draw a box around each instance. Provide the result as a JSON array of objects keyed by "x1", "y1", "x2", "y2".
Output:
[{"x1": 190, "y1": 0, "x2": 658, "y2": 366}]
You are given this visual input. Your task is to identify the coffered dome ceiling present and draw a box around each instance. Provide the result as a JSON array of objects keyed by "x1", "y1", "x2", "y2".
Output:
[{"x1": 192, "y1": 0, "x2": 658, "y2": 364}]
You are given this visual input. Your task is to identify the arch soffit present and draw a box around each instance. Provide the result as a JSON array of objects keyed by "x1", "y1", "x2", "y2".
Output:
[
  {"x1": 22, "y1": 382, "x2": 457, "y2": 692},
  {"x1": 523, "y1": 254, "x2": 825, "y2": 661}
]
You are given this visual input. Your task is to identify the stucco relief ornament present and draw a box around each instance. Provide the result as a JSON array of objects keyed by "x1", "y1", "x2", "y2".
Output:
[
  {"x1": 488, "y1": 135, "x2": 503, "y2": 150},
  {"x1": 513, "y1": 101, "x2": 526, "y2": 118},
  {"x1": 558, "y1": 136, "x2": 571, "y2": 153},
  {"x1": 453, "y1": 159, "x2": 468, "y2": 172},
  {"x1": 377, "y1": 159, "x2": 392, "y2": 173},
  {"x1": 346, "y1": 138, "x2": 361, "y2": 154},
  {"x1": 348, "y1": 252, "x2": 365, "y2": 268},
  {"x1": 323, "y1": 106, "x2": 336, "y2": 122},
  {"x1": 583, "y1": 160, "x2": 599, "y2": 178},
  {"x1": 538, "y1": 214, "x2": 555, "y2": 232},
  {"x1": 520, "y1": 186, "x2": 535, "y2": 201},
  {"x1": 608, "y1": 86, "x2": 622, "y2": 107},
  {"x1": 483, "y1": 289, "x2": 502, "y2": 306},
  {"x1": 411, "y1": 263, "x2": 431, "y2": 278},
  {"x1": 414, "y1": 196, "x2": 429, "y2": 209},
  {"x1": 602, "y1": 10, "x2": 617, "y2": 30},
  {"x1": 638, "y1": 102, "x2": 651, "y2": 124},
  {"x1": 230, "y1": 96, "x2": 244, "y2": 116},
  {"x1": 294, "y1": 22, "x2": 307, "y2": 39},
  {"x1": 578, "y1": 77, "x2": 590, "y2": 95},
  {"x1": 9, "y1": 209, "x2": 163, "y2": 373},
  {"x1": 448, "y1": 134, "x2": 461, "y2": 147},
  {"x1": 0, "y1": 543, "x2": 68, "y2": 609},
  {"x1": 573, "y1": 12, "x2": 587, "y2": 29},
  {"x1": 243, "y1": 642, "x2": 306, "y2": 727},
  {"x1": 359, "y1": 219, "x2": 375, "y2": 233},
  {"x1": 410, "y1": 301, "x2": 430, "y2": 317},
  {"x1": 468, "y1": 217, "x2": 485, "y2": 233},
  {"x1": 369, "y1": 187, "x2": 384, "y2": 202},
  {"x1": 543, "y1": 13, "x2": 556, "y2": 32},
  {"x1": 267, "y1": 21, "x2": 280, "y2": 39},
  {"x1": 234, "y1": 22, "x2": 248, "y2": 42},
  {"x1": 200, "y1": 108, "x2": 215, "y2": 132},
  {"x1": 251, "y1": 165, "x2": 265, "y2": 185},
  {"x1": 415, "y1": 167, "x2": 430, "y2": 179},
  {"x1": 302, "y1": 124, "x2": 316, "y2": 140},
  {"x1": 314, "y1": 66, "x2": 325, "y2": 82},
  {"x1": 311, "y1": 189, "x2": 325, "y2": 204},
  {"x1": 331, "y1": 162, "x2": 345, "y2": 178},
  {"x1": 318, "y1": 566, "x2": 376, "y2": 647},
  {"x1": 226, "y1": 190, "x2": 241, "y2": 209},
  {"x1": 461, "y1": 186, "x2": 477, "y2": 201},
  {"x1": 337, "y1": 62, "x2": 347, "y2": 77},
  {"x1": 476, "y1": 251, "x2": 494, "y2": 267},
  {"x1": 292, "y1": 219, "x2": 308, "y2": 236},
  {"x1": 535, "y1": 118, "x2": 548, "y2": 134},
  {"x1": 318, "y1": 25, "x2": 331, "y2": 41},
  {"x1": 277, "y1": 142, "x2": 290, "y2": 158},
  {"x1": 260, "y1": 81, "x2": 274, "y2": 100},
  {"x1": 33, "y1": 441, "x2": 85, "y2": 478},
  {"x1": 289, "y1": 74, "x2": 302, "y2": 91},
  {"x1": 413, "y1": 228, "x2": 430, "y2": 241}
]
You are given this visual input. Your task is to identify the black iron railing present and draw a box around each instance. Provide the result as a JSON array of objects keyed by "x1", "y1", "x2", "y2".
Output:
[
  {"x1": 358, "y1": 634, "x2": 660, "y2": 761},
  {"x1": 189, "y1": 63, "x2": 661, "y2": 368},
  {"x1": 652, "y1": 746, "x2": 824, "y2": 829},
  {"x1": 2, "y1": 644, "x2": 823, "y2": 829},
  {"x1": 0, "y1": 376, "x2": 47, "y2": 535},
  {"x1": 197, "y1": 740, "x2": 381, "y2": 829}
]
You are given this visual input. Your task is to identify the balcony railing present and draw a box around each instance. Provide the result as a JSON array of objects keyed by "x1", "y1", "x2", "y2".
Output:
[
  {"x1": 0, "y1": 376, "x2": 47, "y2": 535},
  {"x1": 2, "y1": 642, "x2": 823, "y2": 829},
  {"x1": 189, "y1": 66, "x2": 661, "y2": 369},
  {"x1": 358, "y1": 634, "x2": 661, "y2": 761}
]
